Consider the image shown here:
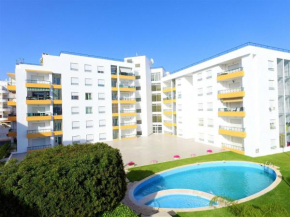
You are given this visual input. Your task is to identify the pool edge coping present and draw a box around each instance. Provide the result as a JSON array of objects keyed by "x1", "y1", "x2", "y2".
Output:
[{"x1": 127, "y1": 160, "x2": 282, "y2": 212}]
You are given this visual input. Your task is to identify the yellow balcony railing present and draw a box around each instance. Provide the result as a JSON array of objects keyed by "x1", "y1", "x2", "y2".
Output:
[
  {"x1": 26, "y1": 129, "x2": 53, "y2": 138},
  {"x1": 218, "y1": 87, "x2": 245, "y2": 99},
  {"x1": 217, "y1": 68, "x2": 244, "y2": 81},
  {"x1": 219, "y1": 126, "x2": 246, "y2": 138}
]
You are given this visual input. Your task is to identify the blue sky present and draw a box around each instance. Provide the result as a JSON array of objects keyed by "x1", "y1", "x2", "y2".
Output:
[{"x1": 0, "y1": 0, "x2": 289, "y2": 79}]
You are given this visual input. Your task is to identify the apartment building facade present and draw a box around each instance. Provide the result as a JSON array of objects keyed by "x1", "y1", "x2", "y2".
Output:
[{"x1": 162, "y1": 45, "x2": 290, "y2": 157}]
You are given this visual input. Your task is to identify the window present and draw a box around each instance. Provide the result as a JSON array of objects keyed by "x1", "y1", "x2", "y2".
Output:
[
  {"x1": 84, "y1": 64, "x2": 92, "y2": 72},
  {"x1": 198, "y1": 118, "x2": 204, "y2": 126},
  {"x1": 72, "y1": 135, "x2": 80, "y2": 144},
  {"x1": 208, "y1": 118, "x2": 214, "y2": 127},
  {"x1": 208, "y1": 134, "x2": 214, "y2": 143},
  {"x1": 269, "y1": 80, "x2": 275, "y2": 90},
  {"x1": 198, "y1": 88, "x2": 203, "y2": 96},
  {"x1": 86, "y1": 120, "x2": 93, "y2": 128},
  {"x1": 207, "y1": 86, "x2": 212, "y2": 95},
  {"x1": 86, "y1": 106, "x2": 92, "y2": 114},
  {"x1": 152, "y1": 114, "x2": 162, "y2": 122},
  {"x1": 151, "y1": 72, "x2": 161, "y2": 81},
  {"x1": 199, "y1": 133, "x2": 204, "y2": 141},
  {"x1": 85, "y1": 78, "x2": 92, "y2": 86},
  {"x1": 70, "y1": 63, "x2": 78, "y2": 71},
  {"x1": 270, "y1": 119, "x2": 276, "y2": 129},
  {"x1": 152, "y1": 104, "x2": 161, "y2": 112},
  {"x1": 86, "y1": 134, "x2": 94, "y2": 143},
  {"x1": 71, "y1": 77, "x2": 79, "y2": 85},
  {"x1": 136, "y1": 86, "x2": 141, "y2": 90},
  {"x1": 111, "y1": 65, "x2": 117, "y2": 75},
  {"x1": 127, "y1": 59, "x2": 132, "y2": 63},
  {"x1": 99, "y1": 120, "x2": 106, "y2": 127},
  {"x1": 207, "y1": 102, "x2": 213, "y2": 111},
  {"x1": 98, "y1": 66, "x2": 104, "y2": 73},
  {"x1": 270, "y1": 139, "x2": 276, "y2": 149},
  {"x1": 136, "y1": 75, "x2": 141, "y2": 79},
  {"x1": 71, "y1": 92, "x2": 79, "y2": 100},
  {"x1": 71, "y1": 107, "x2": 79, "y2": 114},
  {"x1": 98, "y1": 79, "x2": 105, "y2": 87},
  {"x1": 99, "y1": 133, "x2": 106, "y2": 141},
  {"x1": 99, "y1": 106, "x2": 105, "y2": 113},
  {"x1": 178, "y1": 92, "x2": 182, "y2": 99},
  {"x1": 206, "y1": 70, "x2": 212, "y2": 79},
  {"x1": 268, "y1": 60, "x2": 274, "y2": 71},
  {"x1": 98, "y1": 93, "x2": 105, "y2": 100},
  {"x1": 197, "y1": 72, "x2": 202, "y2": 81},
  {"x1": 152, "y1": 93, "x2": 161, "y2": 102},
  {"x1": 178, "y1": 104, "x2": 182, "y2": 111},
  {"x1": 198, "y1": 103, "x2": 203, "y2": 111},
  {"x1": 85, "y1": 93, "x2": 92, "y2": 100},
  {"x1": 152, "y1": 84, "x2": 161, "y2": 91},
  {"x1": 269, "y1": 100, "x2": 275, "y2": 111},
  {"x1": 135, "y1": 63, "x2": 140, "y2": 67},
  {"x1": 72, "y1": 121, "x2": 80, "y2": 129}
]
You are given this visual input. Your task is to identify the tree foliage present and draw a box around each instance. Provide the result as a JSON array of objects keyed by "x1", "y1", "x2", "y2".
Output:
[
  {"x1": 0, "y1": 143, "x2": 11, "y2": 159},
  {"x1": 0, "y1": 143, "x2": 127, "y2": 217}
]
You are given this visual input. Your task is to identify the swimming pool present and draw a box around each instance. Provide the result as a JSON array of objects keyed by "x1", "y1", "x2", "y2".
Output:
[{"x1": 130, "y1": 161, "x2": 280, "y2": 210}]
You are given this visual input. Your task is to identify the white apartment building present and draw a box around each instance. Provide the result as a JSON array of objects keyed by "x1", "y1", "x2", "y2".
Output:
[
  {"x1": 0, "y1": 81, "x2": 9, "y2": 122},
  {"x1": 162, "y1": 44, "x2": 290, "y2": 157},
  {"x1": 5, "y1": 43, "x2": 290, "y2": 157}
]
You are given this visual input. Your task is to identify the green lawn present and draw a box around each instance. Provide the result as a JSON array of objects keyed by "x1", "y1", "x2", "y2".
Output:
[{"x1": 127, "y1": 151, "x2": 290, "y2": 217}]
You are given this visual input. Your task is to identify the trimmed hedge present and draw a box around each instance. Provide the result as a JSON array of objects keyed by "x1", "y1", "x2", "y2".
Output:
[{"x1": 0, "y1": 143, "x2": 127, "y2": 217}]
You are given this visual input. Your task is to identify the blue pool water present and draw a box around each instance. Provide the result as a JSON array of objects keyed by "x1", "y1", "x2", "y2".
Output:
[
  {"x1": 146, "y1": 194, "x2": 215, "y2": 208},
  {"x1": 134, "y1": 162, "x2": 276, "y2": 201}
]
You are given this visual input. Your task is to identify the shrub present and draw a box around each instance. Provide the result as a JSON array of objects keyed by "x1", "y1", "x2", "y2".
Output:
[
  {"x1": 0, "y1": 143, "x2": 127, "y2": 217},
  {"x1": 101, "y1": 203, "x2": 138, "y2": 217},
  {"x1": 0, "y1": 143, "x2": 11, "y2": 159}
]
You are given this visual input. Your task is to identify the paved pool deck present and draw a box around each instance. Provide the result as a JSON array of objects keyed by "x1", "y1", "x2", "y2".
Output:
[{"x1": 107, "y1": 134, "x2": 223, "y2": 167}]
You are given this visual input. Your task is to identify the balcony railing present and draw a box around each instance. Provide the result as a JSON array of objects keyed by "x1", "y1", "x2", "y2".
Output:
[
  {"x1": 222, "y1": 143, "x2": 245, "y2": 151},
  {"x1": 8, "y1": 82, "x2": 16, "y2": 85},
  {"x1": 121, "y1": 134, "x2": 136, "y2": 138},
  {"x1": 119, "y1": 85, "x2": 135, "y2": 88},
  {"x1": 26, "y1": 96, "x2": 51, "y2": 100},
  {"x1": 27, "y1": 112, "x2": 51, "y2": 116},
  {"x1": 217, "y1": 67, "x2": 243, "y2": 76},
  {"x1": 218, "y1": 87, "x2": 244, "y2": 94},
  {"x1": 27, "y1": 129, "x2": 52, "y2": 134},
  {"x1": 120, "y1": 110, "x2": 136, "y2": 113},
  {"x1": 219, "y1": 126, "x2": 245, "y2": 132},
  {"x1": 119, "y1": 72, "x2": 135, "y2": 76},
  {"x1": 119, "y1": 97, "x2": 136, "y2": 100},
  {"x1": 120, "y1": 122, "x2": 136, "y2": 126},
  {"x1": 8, "y1": 98, "x2": 16, "y2": 102},
  {"x1": 26, "y1": 79, "x2": 51, "y2": 84},
  {"x1": 9, "y1": 129, "x2": 17, "y2": 132},
  {"x1": 163, "y1": 109, "x2": 173, "y2": 111},
  {"x1": 27, "y1": 144, "x2": 52, "y2": 151},
  {"x1": 218, "y1": 107, "x2": 244, "y2": 112},
  {"x1": 112, "y1": 123, "x2": 119, "y2": 126}
]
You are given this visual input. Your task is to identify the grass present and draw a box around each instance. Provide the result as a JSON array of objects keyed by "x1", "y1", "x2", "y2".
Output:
[{"x1": 127, "y1": 151, "x2": 290, "y2": 217}]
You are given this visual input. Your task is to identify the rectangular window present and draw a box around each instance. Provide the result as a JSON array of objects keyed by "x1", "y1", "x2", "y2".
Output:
[
  {"x1": 71, "y1": 107, "x2": 79, "y2": 114},
  {"x1": 178, "y1": 92, "x2": 182, "y2": 99},
  {"x1": 135, "y1": 63, "x2": 140, "y2": 68},
  {"x1": 99, "y1": 106, "x2": 105, "y2": 113},
  {"x1": 198, "y1": 88, "x2": 203, "y2": 96},
  {"x1": 268, "y1": 60, "x2": 274, "y2": 71},
  {"x1": 208, "y1": 134, "x2": 214, "y2": 143},
  {"x1": 71, "y1": 92, "x2": 79, "y2": 100},
  {"x1": 127, "y1": 59, "x2": 132, "y2": 63},
  {"x1": 152, "y1": 84, "x2": 161, "y2": 91},
  {"x1": 111, "y1": 65, "x2": 117, "y2": 75},
  {"x1": 270, "y1": 119, "x2": 276, "y2": 129},
  {"x1": 71, "y1": 77, "x2": 79, "y2": 85},
  {"x1": 152, "y1": 104, "x2": 161, "y2": 112},
  {"x1": 84, "y1": 64, "x2": 92, "y2": 72},
  {"x1": 270, "y1": 139, "x2": 276, "y2": 149},
  {"x1": 136, "y1": 86, "x2": 141, "y2": 90},
  {"x1": 152, "y1": 114, "x2": 162, "y2": 123},
  {"x1": 85, "y1": 93, "x2": 92, "y2": 100},
  {"x1": 152, "y1": 93, "x2": 161, "y2": 102},
  {"x1": 151, "y1": 72, "x2": 161, "y2": 81},
  {"x1": 178, "y1": 104, "x2": 182, "y2": 111},
  {"x1": 85, "y1": 78, "x2": 92, "y2": 86},
  {"x1": 197, "y1": 72, "x2": 202, "y2": 81},
  {"x1": 206, "y1": 70, "x2": 212, "y2": 79},
  {"x1": 72, "y1": 121, "x2": 80, "y2": 129},
  {"x1": 207, "y1": 86, "x2": 212, "y2": 95},
  {"x1": 86, "y1": 134, "x2": 94, "y2": 143},
  {"x1": 198, "y1": 103, "x2": 203, "y2": 111},
  {"x1": 199, "y1": 133, "x2": 204, "y2": 141},
  {"x1": 98, "y1": 79, "x2": 105, "y2": 87},
  {"x1": 208, "y1": 118, "x2": 214, "y2": 127},
  {"x1": 269, "y1": 80, "x2": 275, "y2": 90},
  {"x1": 86, "y1": 106, "x2": 92, "y2": 114},
  {"x1": 207, "y1": 102, "x2": 213, "y2": 111},
  {"x1": 70, "y1": 63, "x2": 78, "y2": 71},
  {"x1": 98, "y1": 66, "x2": 104, "y2": 74},
  {"x1": 198, "y1": 118, "x2": 204, "y2": 126},
  {"x1": 72, "y1": 135, "x2": 80, "y2": 144},
  {"x1": 86, "y1": 120, "x2": 93, "y2": 128},
  {"x1": 99, "y1": 120, "x2": 106, "y2": 127},
  {"x1": 98, "y1": 93, "x2": 105, "y2": 100},
  {"x1": 99, "y1": 133, "x2": 106, "y2": 141}
]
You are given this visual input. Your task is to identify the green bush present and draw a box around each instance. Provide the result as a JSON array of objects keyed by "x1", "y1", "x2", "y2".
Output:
[
  {"x1": 101, "y1": 203, "x2": 138, "y2": 217},
  {"x1": 0, "y1": 143, "x2": 11, "y2": 159},
  {"x1": 0, "y1": 143, "x2": 127, "y2": 217}
]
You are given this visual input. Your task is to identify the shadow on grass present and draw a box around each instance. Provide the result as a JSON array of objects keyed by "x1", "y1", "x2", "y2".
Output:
[
  {"x1": 282, "y1": 176, "x2": 290, "y2": 188},
  {"x1": 127, "y1": 170, "x2": 156, "y2": 182}
]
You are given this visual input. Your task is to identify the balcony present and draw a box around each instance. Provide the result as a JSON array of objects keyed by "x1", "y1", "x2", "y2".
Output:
[
  {"x1": 26, "y1": 80, "x2": 51, "y2": 88},
  {"x1": 7, "y1": 98, "x2": 16, "y2": 106},
  {"x1": 218, "y1": 107, "x2": 245, "y2": 117},
  {"x1": 163, "y1": 87, "x2": 176, "y2": 93},
  {"x1": 217, "y1": 67, "x2": 244, "y2": 81},
  {"x1": 119, "y1": 97, "x2": 136, "y2": 104},
  {"x1": 8, "y1": 114, "x2": 16, "y2": 121},
  {"x1": 27, "y1": 129, "x2": 53, "y2": 138},
  {"x1": 0, "y1": 106, "x2": 10, "y2": 112},
  {"x1": 7, "y1": 82, "x2": 16, "y2": 91},
  {"x1": 119, "y1": 72, "x2": 135, "y2": 80},
  {"x1": 163, "y1": 109, "x2": 176, "y2": 115},
  {"x1": 219, "y1": 126, "x2": 246, "y2": 138},
  {"x1": 121, "y1": 134, "x2": 137, "y2": 140},
  {"x1": 163, "y1": 120, "x2": 177, "y2": 127},
  {"x1": 163, "y1": 97, "x2": 176, "y2": 104},
  {"x1": 7, "y1": 129, "x2": 17, "y2": 137},
  {"x1": 26, "y1": 112, "x2": 52, "y2": 121},
  {"x1": 119, "y1": 85, "x2": 136, "y2": 92},
  {"x1": 222, "y1": 143, "x2": 245, "y2": 155},
  {"x1": 27, "y1": 144, "x2": 52, "y2": 153},
  {"x1": 218, "y1": 87, "x2": 245, "y2": 100},
  {"x1": 120, "y1": 122, "x2": 137, "y2": 129},
  {"x1": 26, "y1": 96, "x2": 52, "y2": 105},
  {"x1": 120, "y1": 110, "x2": 136, "y2": 116}
]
